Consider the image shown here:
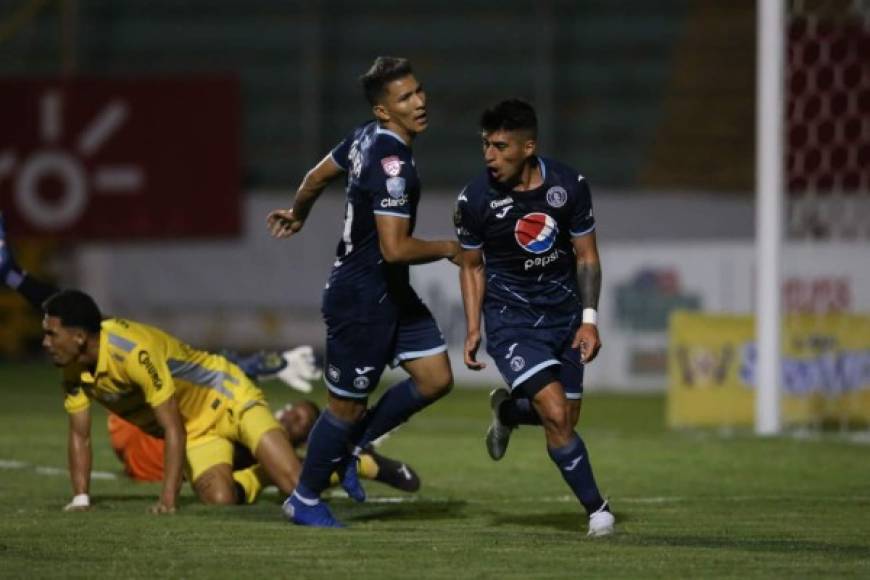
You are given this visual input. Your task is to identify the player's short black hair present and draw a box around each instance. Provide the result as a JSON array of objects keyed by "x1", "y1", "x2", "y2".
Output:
[
  {"x1": 360, "y1": 56, "x2": 414, "y2": 106},
  {"x1": 480, "y1": 98, "x2": 538, "y2": 138},
  {"x1": 42, "y1": 290, "x2": 103, "y2": 334}
]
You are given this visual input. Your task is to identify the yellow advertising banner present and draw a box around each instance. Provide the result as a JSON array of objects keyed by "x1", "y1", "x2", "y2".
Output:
[{"x1": 667, "y1": 312, "x2": 870, "y2": 428}]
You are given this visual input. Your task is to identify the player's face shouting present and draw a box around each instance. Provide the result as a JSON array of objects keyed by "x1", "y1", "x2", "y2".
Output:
[
  {"x1": 379, "y1": 74, "x2": 428, "y2": 139},
  {"x1": 481, "y1": 130, "x2": 535, "y2": 186},
  {"x1": 42, "y1": 316, "x2": 85, "y2": 367}
]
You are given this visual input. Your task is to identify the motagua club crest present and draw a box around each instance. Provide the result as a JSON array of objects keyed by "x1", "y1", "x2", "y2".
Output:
[{"x1": 546, "y1": 186, "x2": 567, "y2": 208}]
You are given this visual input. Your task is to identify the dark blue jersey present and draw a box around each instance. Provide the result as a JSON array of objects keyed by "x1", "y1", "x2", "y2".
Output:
[
  {"x1": 328, "y1": 121, "x2": 420, "y2": 296},
  {"x1": 454, "y1": 157, "x2": 595, "y2": 310}
]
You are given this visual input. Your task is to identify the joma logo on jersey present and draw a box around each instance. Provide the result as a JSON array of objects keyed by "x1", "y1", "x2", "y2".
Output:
[{"x1": 138, "y1": 350, "x2": 163, "y2": 389}]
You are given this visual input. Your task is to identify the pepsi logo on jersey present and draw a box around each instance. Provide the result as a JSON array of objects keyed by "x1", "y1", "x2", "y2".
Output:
[{"x1": 514, "y1": 212, "x2": 558, "y2": 254}]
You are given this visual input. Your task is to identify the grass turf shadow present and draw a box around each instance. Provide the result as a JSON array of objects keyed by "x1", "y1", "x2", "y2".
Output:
[{"x1": 342, "y1": 498, "x2": 468, "y2": 523}]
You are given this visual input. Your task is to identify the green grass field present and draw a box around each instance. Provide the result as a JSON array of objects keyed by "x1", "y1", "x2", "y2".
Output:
[{"x1": 1, "y1": 362, "x2": 869, "y2": 579}]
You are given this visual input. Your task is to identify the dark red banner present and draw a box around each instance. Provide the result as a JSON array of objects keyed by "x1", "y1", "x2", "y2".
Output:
[{"x1": 0, "y1": 77, "x2": 241, "y2": 239}]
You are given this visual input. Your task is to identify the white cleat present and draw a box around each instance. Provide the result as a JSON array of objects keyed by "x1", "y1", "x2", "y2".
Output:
[
  {"x1": 587, "y1": 502, "x2": 615, "y2": 537},
  {"x1": 276, "y1": 346, "x2": 322, "y2": 393}
]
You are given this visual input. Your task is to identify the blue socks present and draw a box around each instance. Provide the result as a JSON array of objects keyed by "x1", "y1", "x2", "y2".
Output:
[
  {"x1": 548, "y1": 432, "x2": 605, "y2": 514},
  {"x1": 353, "y1": 378, "x2": 431, "y2": 451},
  {"x1": 296, "y1": 409, "x2": 355, "y2": 501},
  {"x1": 298, "y1": 379, "x2": 435, "y2": 503}
]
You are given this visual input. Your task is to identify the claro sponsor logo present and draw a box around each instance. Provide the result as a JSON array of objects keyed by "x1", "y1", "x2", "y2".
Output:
[
  {"x1": 138, "y1": 350, "x2": 163, "y2": 389},
  {"x1": 380, "y1": 197, "x2": 407, "y2": 208}
]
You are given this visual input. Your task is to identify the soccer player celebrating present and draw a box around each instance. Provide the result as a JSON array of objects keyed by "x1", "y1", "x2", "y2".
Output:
[
  {"x1": 454, "y1": 99, "x2": 615, "y2": 536},
  {"x1": 267, "y1": 56, "x2": 457, "y2": 527}
]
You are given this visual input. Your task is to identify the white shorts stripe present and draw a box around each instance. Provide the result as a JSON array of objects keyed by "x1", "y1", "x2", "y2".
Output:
[
  {"x1": 392, "y1": 344, "x2": 448, "y2": 367},
  {"x1": 510, "y1": 359, "x2": 560, "y2": 389},
  {"x1": 324, "y1": 379, "x2": 370, "y2": 399}
]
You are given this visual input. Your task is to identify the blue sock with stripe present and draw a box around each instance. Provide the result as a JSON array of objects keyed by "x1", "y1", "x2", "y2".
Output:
[
  {"x1": 295, "y1": 409, "x2": 355, "y2": 500},
  {"x1": 548, "y1": 432, "x2": 605, "y2": 514}
]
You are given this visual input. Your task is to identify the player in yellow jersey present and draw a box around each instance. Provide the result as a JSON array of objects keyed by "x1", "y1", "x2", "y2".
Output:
[
  {"x1": 1, "y1": 212, "x2": 421, "y2": 512},
  {"x1": 109, "y1": 401, "x2": 422, "y2": 496},
  {"x1": 41, "y1": 289, "x2": 301, "y2": 514}
]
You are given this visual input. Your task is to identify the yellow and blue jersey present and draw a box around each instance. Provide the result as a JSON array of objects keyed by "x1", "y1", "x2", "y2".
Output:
[{"x1": 62, "y1": 318, "x2": 263, "y2": 439}]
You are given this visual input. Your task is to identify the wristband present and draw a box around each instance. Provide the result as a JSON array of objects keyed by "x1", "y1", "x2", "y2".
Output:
[{"x1": 582, "y1": 308, "x2": 598, "y2": 326}]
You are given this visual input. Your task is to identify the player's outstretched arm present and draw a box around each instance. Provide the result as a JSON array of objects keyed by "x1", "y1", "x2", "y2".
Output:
[
  {"x1": 375, "y1": 214, "x2": 459, "y2": 265},
  {"x1": 571, "y1": 232, "x2": 602, "y2": 363},
  {"x1": 65, "y1": 409, "x2": 92, "y2": 511},
  {"x1": 459, "y1": 248, "x2": 487, "y2": 370},
  {"x1": 151, "y1": 396, "x2": 186, "y2": 514},
  {"x1": 267, "y1": 154, "x2": 345, "y2": 239}
]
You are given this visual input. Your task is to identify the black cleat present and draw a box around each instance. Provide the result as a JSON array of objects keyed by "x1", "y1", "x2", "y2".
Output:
[
  {"x1": 485, "y1": 388, "x2": 514, "y2": 461},
  {"x1": 367, "y1": 447, "x2": 421, "y2": 493}
]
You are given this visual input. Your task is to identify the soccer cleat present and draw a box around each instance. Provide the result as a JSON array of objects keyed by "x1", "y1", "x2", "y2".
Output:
[
  {"x1": 485, "y1": 388, "x2": 514, "y2": 461},
  {"x1": 367, "y1": 446, "x2": 421, "y2": 493},
  {"x1": 587, "y1": 501, "x2": 615, "y2": 537},
  {"x1": 244, "y1": 351, "x2": 288, "y2": 379},
  {"x1": 0, "y1": 212, "x2": 21, "y2": 285},
  {"x1": 283, "y1": 493, "x2": 344, "y2": 528},
  {"x1": 340, "y1": 456, "x2": 366, "y2": 502},
  {"x1": 275, "y1": 346, "x2": 323, "y2": 393}
]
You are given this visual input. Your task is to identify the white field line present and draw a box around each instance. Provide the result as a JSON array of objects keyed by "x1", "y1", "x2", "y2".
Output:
[
  {"x1": 1, "y1": 458, "x2": 117, "y2": 480},
  {"x1": 4, "y1": 459, "x2": 870, "y2": 505}
]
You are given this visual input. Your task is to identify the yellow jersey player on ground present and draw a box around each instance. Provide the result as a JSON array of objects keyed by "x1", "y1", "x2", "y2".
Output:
[{"x1": 41, "y1": 289, "x2": 300, "y2": 514}]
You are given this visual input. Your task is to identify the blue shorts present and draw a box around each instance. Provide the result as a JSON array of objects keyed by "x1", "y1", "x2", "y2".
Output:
[
  {"x1": 484, "y1": 302, "x2": 584, "y2": 400},
  {"x1": 322, "y1": 284, "x2": 446, "y2": 400}
]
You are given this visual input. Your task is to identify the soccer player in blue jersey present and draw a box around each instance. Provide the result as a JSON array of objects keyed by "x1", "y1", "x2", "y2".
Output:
[
  {"x1": 455, "y1": 99, "x2": 615, "y2": 536},
  {"x1": 267, "y1": 57, "x2": 458, "y2": 527}
]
